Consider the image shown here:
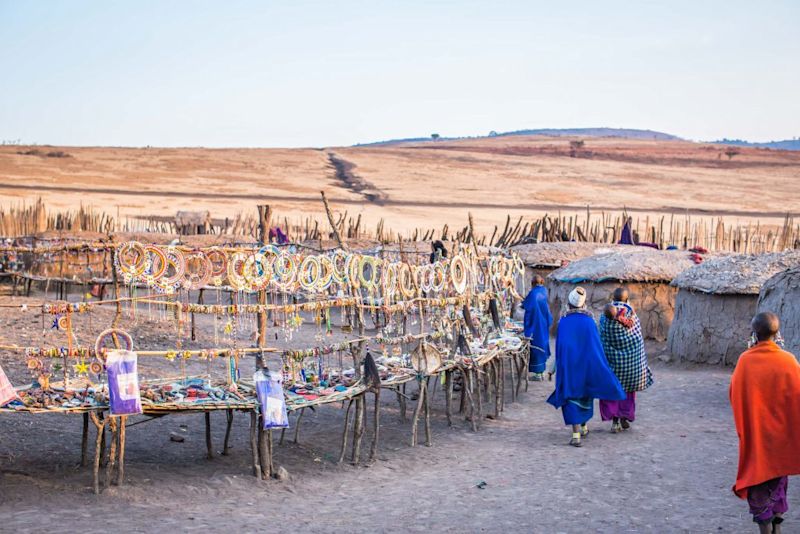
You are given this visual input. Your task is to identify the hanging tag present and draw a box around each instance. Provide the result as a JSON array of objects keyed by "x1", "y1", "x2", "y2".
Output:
[
  {"x1": 0, "y1": 364, "x2": 17, "y2": 407},
  {"x1": 106, "y1": 350, "x2": 143, "y2": 416},
  {"x1": 255, "y1": 369, "x2": 289, "y2": 429}
]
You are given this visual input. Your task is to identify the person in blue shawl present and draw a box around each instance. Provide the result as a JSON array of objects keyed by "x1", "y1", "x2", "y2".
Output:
[
  {"x1": 547, "y1": 286, "x2": 626, "y2": 447},
  {"x1": 522, "y1": 275, "x2": 553, "y2": 381}
]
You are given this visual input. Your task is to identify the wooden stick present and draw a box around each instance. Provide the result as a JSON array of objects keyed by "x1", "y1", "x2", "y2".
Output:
[
  {"x1": 493, "y1": 360, "x2": 501, "y2": 419},
  {"x1": 266, "y1": 429, "x2": 274, "y2": 477},
  {"x1": 250, "y1": 410, "x2": 260, "y2": 477},
  {"x1": 515, "y1": 352, "x2": 526, "y2": 398},
  {"x1": 80, "y1": 412, "x2": 89, "y2": 467},
  {"x1": 223, "y1": 409, "x2": 234, "y2": 455},
  {"x1": 424, "y1": 377, "x2": 432, "y2": 447},
  {"x1": 369, "y1": 390, "x2": 381, "y2": 462},
  {"x1": 90, "y1": 411, "x2": 106, "y2": 495},
  {"x1": 410, "y1": 378, "x2": 426, "y2": 447},
  {"x1": 115, "y1": 415, "x2": 126, "y2": 486},
  {"x1": 105, "y1": 417, "x2": 118, "y2": 489},
  {"x1": 321, "y1": 191, "x2": 348, "y2": 251},
  {"x1": 205, "y1": 412, "x2": 214, "y2": 459},
  {"x1": 444, "y1": 371, "x2": 453, "y2": 426},
  {"x1": 338, "y1": 398, "x2": 354, "y2": 464},
  {"x1": 509, "y1": 354, "x2": 517, "y2": 403},
  {"x1": 258, "y1": 416, "x2": 269, "y2": 479},
  {"x1": 397, "y1": 383, "x2": 407, "y2": 422},
  {"x1": 499, "y1": 359, "x2": 506, "y2": 413},
  {"x1": 293, "y1": 408, "x2": 305, "y2": 444},
  {"x1": 463, "y1": 370, "x2": 478, "y2": 432},
  {"x1": 475, "y1": 368, "x2": 483, "y2": 424},
  {"x1": 351, "y1": 396, "x2": 366, "y2": 464},
  {"x1": 459, "y1": 371, "x2": 467, "y2": 414}
]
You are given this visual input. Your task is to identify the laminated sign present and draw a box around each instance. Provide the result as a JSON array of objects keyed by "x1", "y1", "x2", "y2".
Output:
[
  {"x1": 255, "y1": 369, "x2": 288, "y2": 429},
  {"x1": 106, "y1": 350, "x2": 142, "y2": 416},
  {"x1": 0, "y1": 364, "x2": 16, "y2": 407}
]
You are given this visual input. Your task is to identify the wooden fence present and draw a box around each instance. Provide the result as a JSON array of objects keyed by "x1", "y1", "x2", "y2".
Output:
[{"x1": 1, "y1": 199, "x2": 797, "y2": 254}]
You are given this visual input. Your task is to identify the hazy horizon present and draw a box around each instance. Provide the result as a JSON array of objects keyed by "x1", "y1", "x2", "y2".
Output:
[{"x1": 1, "y1": 1, "x2": 798, "y2": 148}]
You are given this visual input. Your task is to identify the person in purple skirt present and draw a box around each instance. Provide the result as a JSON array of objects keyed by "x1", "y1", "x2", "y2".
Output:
[{"x1": 598, "y1": 287, "x2": 653, "y2": 433}]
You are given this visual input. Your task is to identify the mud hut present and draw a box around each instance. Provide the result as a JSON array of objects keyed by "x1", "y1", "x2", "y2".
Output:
[
  {"x1": 510, "y1": 242, "x2": 629, "y2": 292},
  {"x1": 668, "y1": 252, "x2": 800, "y2": 365},
  {"x1": 757, "y1": 266, "x2": 800, "y2": 357},
  {"x1": 547, "y1": 248, "x2": 699, "y2": 340},
  {"x1": 175, "y1": 210, "x2": 211, "y2": 235}
]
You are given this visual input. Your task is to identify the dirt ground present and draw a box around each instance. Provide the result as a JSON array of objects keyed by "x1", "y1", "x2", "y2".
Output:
[{"x1": 0, "y1": 292, "x2": 795, "y2": 532}]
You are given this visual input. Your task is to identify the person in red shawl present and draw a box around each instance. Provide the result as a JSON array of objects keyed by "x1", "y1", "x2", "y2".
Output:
[{"x1": 730, "y1": 312, "x2": 800, "y2": 534}]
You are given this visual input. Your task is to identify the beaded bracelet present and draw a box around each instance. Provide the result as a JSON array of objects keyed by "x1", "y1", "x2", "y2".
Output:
[
  {"x1": 359, "y1": 256, "x2": 379, "y2": 291},
  {"x1": 273, "y1": 252, "x2": 298, "y2": 291},
  {"x1": 116, "y1": 241, "x2": 149, "y2": 279},
  {"x1": 94, "y1": 328, "x2": 133, "y2": 357},
  {"x1": 298, "y1": 255, "x2": 321, "y2": 292},
  {"x1": 226, "y1": 251, "x2": 250, "y2": 291},
  {"x1": 206, "y1": 247, "x2": 228, "y2": 286},
  {"x1": 330, "y1": 250, "x2": 349, "y2": 286},
  {"x1": 431, "y1": 262, "x2": 447, "y2": 293},
  {"x1": 381, "y1": 262, "x2": 398, "y2": 298},
  {"x1": 318, "y1": 255, "x2": 334, "y2": 291},
  {"x1": 144, "y1": 244, "x2": 168, "y2": 282},
  {"x1": 184, "y1": 250, "x2": 213, "y2": 290},
  {"x1": 243, "y1": 252, "x2": 271, "y2": 291},
  {"x1": 156, "y1": 248, "x2": 186, "y2": 294},
  {"x1": 450, "y1": 255, "x2": 468, "y2": 294},
  {"x1": 398, "y1": 264, "x2": 416, "y2": 299},
  {"x1": 347, "y1": 253, "x2": 362, "y2": 290}
]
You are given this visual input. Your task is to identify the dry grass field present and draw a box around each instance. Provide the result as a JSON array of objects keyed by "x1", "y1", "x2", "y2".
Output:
[{"x1": 1, "y1": 135, "x2": 799, "y2": 235}]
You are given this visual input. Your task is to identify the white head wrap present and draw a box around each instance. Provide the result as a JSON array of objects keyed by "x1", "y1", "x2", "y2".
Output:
[{"x1": 568, "y1": 287, "x2": 587, "y2": 308}]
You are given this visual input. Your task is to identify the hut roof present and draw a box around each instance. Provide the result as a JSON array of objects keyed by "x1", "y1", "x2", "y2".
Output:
[
  {"x1": 112, "y1": 232, "x2": 258, "y2": 247},
  {"x1": 762, "y1": 266, "x2": 800, "y2": 294},
  {"x1": 31, "y1": 230, "x2": 109, "y2": 242},
  {"x1": 174, "y1": 210, "x2": 210, "y2": 226},
  {"x1": 510, "y1": 242, "x2": 629, "y2": 268},
  {"x1": 672, "y1": 251, "x2": 800, "y2": 295},
  {"x1": 297, "y1": 238, "x2": 382, "y2": 253},
  {"x1": 549, "y1": 248, "x2": 699, "y2": 283}
]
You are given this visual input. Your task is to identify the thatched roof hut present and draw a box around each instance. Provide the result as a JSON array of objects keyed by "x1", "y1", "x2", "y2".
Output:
[
  {"x1": 511, "y1": 242, "x2": 627, "y2": 269},
  {"x1": 175, "y1": 210, "x2": 211, "y2": 235},
  {"x1": 757, "y1": 266, "x2": 800, "y2": 357},
  {"x1": 547, "y1": 248, "x2": 699, "y2": 340},
  {"x1": 668, "y1": 252, "x2": 800, "y2": 365},
  {"x1": 511, "y1": 242, "x2": 632, "y2": 297}
]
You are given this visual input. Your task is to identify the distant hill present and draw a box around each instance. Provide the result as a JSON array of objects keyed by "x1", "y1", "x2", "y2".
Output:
[
  {"x1": 494, "y1": 127, "x2": 681, "y2": 141},
  {"x1": 712, "y1": 138, "x2": 800, "y2": 151},
  {"x1": 354, "y1": 127, "x2": 681, "y2": 147}
]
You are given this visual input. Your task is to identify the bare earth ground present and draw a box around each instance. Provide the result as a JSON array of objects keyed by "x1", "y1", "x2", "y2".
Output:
[
  {"x1": 2, "y1": 136, "x2": 799, "y2": 235},
  {"x1": 0, "y1": 295, "x2": 797, "y2": 532}
]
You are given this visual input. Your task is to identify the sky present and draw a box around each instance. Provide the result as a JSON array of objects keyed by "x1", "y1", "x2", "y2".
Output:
[{"x1": 1, "y1": 0, "x2": 798, "y2": 148}]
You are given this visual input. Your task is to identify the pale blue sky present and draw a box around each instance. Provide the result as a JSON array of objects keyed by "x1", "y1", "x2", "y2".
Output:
[{"x1": 1, "y1": 1, "x2": 798, "y2": 147}]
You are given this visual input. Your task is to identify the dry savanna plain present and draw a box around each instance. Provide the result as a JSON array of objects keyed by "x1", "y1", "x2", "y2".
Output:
[{"x1": 1, "y1": 135, "x2": 799, "y2": 233}]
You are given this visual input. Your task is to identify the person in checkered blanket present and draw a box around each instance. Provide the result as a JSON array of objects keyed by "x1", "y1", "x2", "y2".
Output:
[{"x1": 599, "y1": 287, "x2": 654, "y2": 433}]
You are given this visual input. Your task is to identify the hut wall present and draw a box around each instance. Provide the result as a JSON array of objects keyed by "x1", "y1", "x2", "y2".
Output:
[
  {"x1": 667, "y1": 290, "x2": 755, "y2": 365},
  {"x1": 547, "y1": 280, "x2": 676, "y2": 341},
  {"x1": 522, "y1": 266, "x2": 557, "y2": 295},
  {"x1": 757, "y1": 271, "x2": 800, "y2": 357}
]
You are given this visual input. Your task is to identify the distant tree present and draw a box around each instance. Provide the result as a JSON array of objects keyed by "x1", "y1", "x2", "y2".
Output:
[
  {"x1": 569, "y1": 139, "x2": 585, "y2": 157},
  {"x1": 431, "y1": 133, "x2": 440, "y2": 141},
  {"x1": 724, "y1": 147, "x2": 741, "y2": 160},
  {"x1": 488, "y1": 131, "x2": 498, "y2": 137}
]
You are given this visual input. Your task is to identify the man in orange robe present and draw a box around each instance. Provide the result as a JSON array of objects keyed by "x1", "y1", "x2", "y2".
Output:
[{"x1": 730, "y1": 312, "x2": 800, "y2": 534}]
